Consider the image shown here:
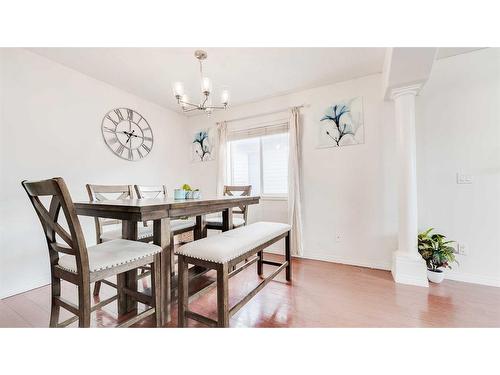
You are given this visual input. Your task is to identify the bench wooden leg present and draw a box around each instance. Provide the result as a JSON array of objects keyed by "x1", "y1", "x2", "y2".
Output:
[
  {"x1": 177, "y1": 255, "x2": 189, "y2": 327},
  {"x1": 217, "y1": 263, "x2": 229, "y2": 327},
  {"x1": 285, "y1": 231, "x2": 291, "y2": 282},
  {"x1": 257, "y1": 251, "x2": 263, "y2": 276}
]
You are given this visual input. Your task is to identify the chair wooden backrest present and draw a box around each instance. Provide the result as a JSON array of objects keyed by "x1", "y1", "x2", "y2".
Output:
[
  {"x1": 223, "y1": 185, "x2": 252, "y2": 223},
  {"x1": 134, "y1": 185, "x2": 167, "y2": 226},
  {"x1": 22, "y1": 177, "x2": 90, "y2": 281},
  {"x1": 134, "y1": 184, "x2": 167, "y2": 200},
  {"x1": 86, "y1": 184, "x2": 134, "y2": 243}
]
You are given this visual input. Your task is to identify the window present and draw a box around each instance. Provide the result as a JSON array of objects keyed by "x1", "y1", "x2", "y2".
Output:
[{"x1": 227, "y1": 128, "x2": 289, "y2": 197}]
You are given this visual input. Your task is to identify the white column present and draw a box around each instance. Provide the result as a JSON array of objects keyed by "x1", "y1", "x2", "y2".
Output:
[{"x1": 391, "y1": 84, "x2": 428, "y2": 287}]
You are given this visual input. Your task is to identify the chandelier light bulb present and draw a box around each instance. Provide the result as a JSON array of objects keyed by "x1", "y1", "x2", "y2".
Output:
[
  {"x1": 173, "y1": 82, "x2": 184, "y2": 98},
  {"x1": 221, "y1": 89, "x2": 230, "y2": 105},
  {"x1": 201, "y1": 77, "x2": 212, "y2": 95}
]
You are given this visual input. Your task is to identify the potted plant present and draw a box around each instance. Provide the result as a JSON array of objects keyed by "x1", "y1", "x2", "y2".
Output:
[{"x1": 418, "y1": 228, "x2": 458, "y2": 283}]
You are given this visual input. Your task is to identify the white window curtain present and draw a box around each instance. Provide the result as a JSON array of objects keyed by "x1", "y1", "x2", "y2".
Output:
[
  {"x1": 288, "y1": 107, "x2": 303, "y2": 256},
  {"x1": 216, "y1": 121, "x2": 228, "y2": 196}
]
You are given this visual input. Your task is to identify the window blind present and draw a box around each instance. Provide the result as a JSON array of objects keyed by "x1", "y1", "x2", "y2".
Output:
[{"x1": 228, "y1": 122, "x2": 289, "y2": 141}]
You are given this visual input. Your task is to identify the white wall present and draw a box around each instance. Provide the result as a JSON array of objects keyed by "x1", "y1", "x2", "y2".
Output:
[
  {"x1": 0, "y1": 49, "x2": 190, "y2": 298},
  {"x1": 188, "y1": 74, "x2": 399, "y2": 267},
  {"x1": 417, "y1": 48, "x2": 500, "y2": 286}
]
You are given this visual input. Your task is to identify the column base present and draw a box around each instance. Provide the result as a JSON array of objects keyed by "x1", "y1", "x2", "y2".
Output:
[{"x1": 391, "y1": 251, "x2": 429, "y2": 287}]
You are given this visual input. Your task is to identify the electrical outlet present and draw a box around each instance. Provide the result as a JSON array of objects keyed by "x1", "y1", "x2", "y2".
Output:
[
  {"x1": 457, "y1": 173, "x2": 473, "y2": 184},
  {"x1": 457, "y1": 243, "x2": 467, "y2": 256}
]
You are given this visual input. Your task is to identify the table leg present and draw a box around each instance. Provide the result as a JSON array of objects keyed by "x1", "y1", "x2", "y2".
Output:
[
  {"x1": 194, "y1": 214, "x2": 207, "y2": 239},
  {"x1": 153, "y1": 217, "x2": 171, "y2": 326},
  {"x1": 120, "y1": 220, "x2": 138, "y2": 314},
  {"x1": 222, "y1": 208, "x2": 233, "y2": 232}
]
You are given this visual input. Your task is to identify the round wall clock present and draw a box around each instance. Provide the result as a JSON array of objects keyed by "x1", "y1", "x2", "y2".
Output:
[{"x1": 101, "y1": 107, "x2": 153, "y2": 161}]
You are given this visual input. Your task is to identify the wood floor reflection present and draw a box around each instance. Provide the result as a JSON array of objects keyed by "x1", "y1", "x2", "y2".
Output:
[{"x1": 1, "y1": 254, "x2": 499, "y2": 328}]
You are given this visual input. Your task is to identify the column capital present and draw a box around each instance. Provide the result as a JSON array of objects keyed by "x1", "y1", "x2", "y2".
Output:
[{"x1": 390, "y1": 83, "x2": 423, "y2": 100}]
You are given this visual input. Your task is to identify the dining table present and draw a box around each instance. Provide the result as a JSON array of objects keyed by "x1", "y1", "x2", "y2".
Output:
[{"x1": 74, "y1": 194, "x2": 260, "y2": 325}]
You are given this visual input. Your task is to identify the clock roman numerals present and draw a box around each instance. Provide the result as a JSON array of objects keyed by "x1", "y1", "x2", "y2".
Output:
[
  {"x1": 116, "y1": 144, "x2": 125, "y2": 155},
  {"x1": 114, "y1": 109, "x2": 124, "y2": 122},
  {"x1": 103, "y1": 126, "x2": 116, "y2": 133},
  {"x1": 141, "y1": 144, "x2": 151, "y2": 153},
  {"x1": 137, "y1": 148, "x2": 144, "y2": 159},
  {"x1": 144, "y1": 136, "x2": 153, "y2": 142},
  {"x1": 107, "y1": 137, "x2": 118, "y2": 145},
  {"x1": 128, "y1": 148, "x2": 133, "y2": 160},
  {"x1": 105, "y1": 115, "x2": 118, "y2": 126},
  {"x1": 127, "y1": 109, "x2": 134, "y2": 121}
]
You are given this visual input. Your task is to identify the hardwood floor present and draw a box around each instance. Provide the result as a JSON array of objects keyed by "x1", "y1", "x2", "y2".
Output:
[{"x1": 1, "y1": 254, "x2": 499, "y2": 327}]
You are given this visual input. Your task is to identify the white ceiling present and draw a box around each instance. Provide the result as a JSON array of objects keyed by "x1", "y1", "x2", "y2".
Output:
[
  {"x1": 28, "y1": 47, "x2": 484, "y2": 115},
  {"x1": 29, "y1": 48, "x2": 386, "y2": 113}
]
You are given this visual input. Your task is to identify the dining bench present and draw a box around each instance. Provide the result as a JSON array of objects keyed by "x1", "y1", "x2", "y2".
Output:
[{"x1": 175, "y1": 221, "x2": 291, "y2": 327}]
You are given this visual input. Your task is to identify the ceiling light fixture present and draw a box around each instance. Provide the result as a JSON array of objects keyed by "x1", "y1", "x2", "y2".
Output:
[{"x1": 172, "y1": 50, "x2": 229, "y2": 116}]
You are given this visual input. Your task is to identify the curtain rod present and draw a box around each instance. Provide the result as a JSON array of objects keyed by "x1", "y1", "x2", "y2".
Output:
[{"x1": 220, "y1": 104, "x2": 306, "y2": 125}]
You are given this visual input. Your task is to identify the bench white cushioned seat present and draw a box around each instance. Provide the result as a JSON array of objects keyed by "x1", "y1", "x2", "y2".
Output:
[
  {"x1": 101, "y1": 219, "x2": 195, "y2": 242},
  {"x1": 58, "y1": 239, "x2": 162, "y2": 273},
  {"x1": 206, "y1": 216, "x2": 245, "y2": 227},
  {"x1": 175, "y1": 222, "x2": 291, "y2": 264}
]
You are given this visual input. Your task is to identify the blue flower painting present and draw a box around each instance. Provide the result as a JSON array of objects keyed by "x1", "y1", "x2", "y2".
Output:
[
  {"x1": 318, "y1": 97, "x2": 364, "y2": 148},
  {"x1": 192, "y1": 128, "x2": 215, "y2": 162}
]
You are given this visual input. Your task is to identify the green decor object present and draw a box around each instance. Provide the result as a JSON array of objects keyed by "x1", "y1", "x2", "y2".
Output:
[{"x1": 418, "y1": 228, "x2": 458, "y2": 272}]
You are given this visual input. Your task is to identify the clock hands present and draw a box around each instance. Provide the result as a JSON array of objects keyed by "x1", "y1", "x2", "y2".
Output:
[
  {"x1": 123, "y1": 130, "x2": 142, "y2": 138},
  {"x1": 125, "y1": 130, "x2": 135, "y2": 144}
]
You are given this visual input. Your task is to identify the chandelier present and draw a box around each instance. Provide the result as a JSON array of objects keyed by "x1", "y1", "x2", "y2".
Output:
[{"x1": 172, "y1": 50, "x2": 229, "y2": 116}]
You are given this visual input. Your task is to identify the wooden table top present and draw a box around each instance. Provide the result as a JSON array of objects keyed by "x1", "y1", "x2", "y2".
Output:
[{"x1": 75, "y1": 195, "x2": 260, "y2": 221}]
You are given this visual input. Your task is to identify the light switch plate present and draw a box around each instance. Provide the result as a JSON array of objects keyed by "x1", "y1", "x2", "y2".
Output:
[{"x1": 457, "y1": 173, "x2": 473, "y2": 184}]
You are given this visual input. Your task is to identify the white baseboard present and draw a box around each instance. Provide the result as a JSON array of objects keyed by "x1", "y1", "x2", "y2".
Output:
[
  {"x1": 445, "y1": 271, "x2": 500, "y2": 287},
  {"x1": 296, "y1": 250, "x2": 392, "y2": 271}
]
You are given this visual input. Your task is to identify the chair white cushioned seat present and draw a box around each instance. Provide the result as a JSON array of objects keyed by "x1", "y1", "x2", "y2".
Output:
[
  {"x1": 101, "y1": 225, "x2": 153, "y2": 242},
  {"x1": 205, "y1": 216, "x2": 245, "y2": 227},
  {"x1": 175, "y1": 222, "x2": 291, "y2": 264},
  {"x1": 58, "y1": 239, "x2": 162, "y2": 273},
  {"x1": 171, "y1": 218, "x2": 196, "y2": 231},
  {"x1": 101, "y1": 219, "x2": 195, "y2": 242}
]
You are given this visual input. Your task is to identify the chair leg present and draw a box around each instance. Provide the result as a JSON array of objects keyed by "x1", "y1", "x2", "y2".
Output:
[
  {"x1": 78, "y1": 282, "x2": 91, "y2": 328},
  {"x1": 50, "y1": 276, "x2": 61, "y2": 328},
  {"x1": 152, "y1": 254, "x2": 162, "y2": 328},
  {"x1": 217, "y1": 263, "x2": 229, "y2": 328},
  {"x1": 177, "y1": 255, "x2": 189, "y2": 327},
  {"x1": 257, "y1": 251, "x2": 263, "y2": 276},
  {"x1": 285, "y1": 231, "x2": 291, "y2": 282},
  {"x1": 140, "y1": 268, "x2": 149, "y2": 290},
  {"x1": 93, "y1": 281, "x2": 102, "y2": 296},
  {"x1": 170, "y1": 232, "x2": 175, "y2": 277}
]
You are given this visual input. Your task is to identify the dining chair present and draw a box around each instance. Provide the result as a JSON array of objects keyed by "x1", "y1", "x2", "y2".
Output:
[
  {"x1": 206, "y1": 185, "x2": 252, "y2": 231},
  {"x1": 22, "y1": 177, "x2": 162, "y2": 328},
  {"x1": 86, "y1": 184, "x2": 154, "y2": 296},
  {"x1": 134, "y1": 184, "x2": 196, "y2": 277}
]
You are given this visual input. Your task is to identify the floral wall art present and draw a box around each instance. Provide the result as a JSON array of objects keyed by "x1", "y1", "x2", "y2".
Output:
[
  {"x1": 318, "y1": 97, "x2": 364, "y2": 148},
  {"x1": 192, "y1": 128, "x2": 216, "y2": 162}
]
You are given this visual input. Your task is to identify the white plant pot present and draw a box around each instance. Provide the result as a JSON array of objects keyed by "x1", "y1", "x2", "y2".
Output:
[{"x1": 427, "y1": 269, "x2": 445, "y2": 284}]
